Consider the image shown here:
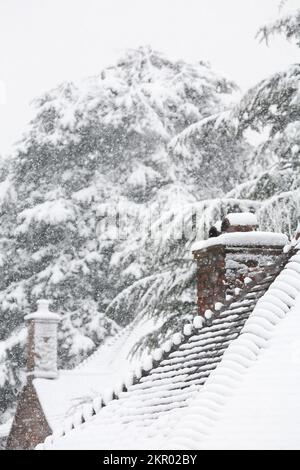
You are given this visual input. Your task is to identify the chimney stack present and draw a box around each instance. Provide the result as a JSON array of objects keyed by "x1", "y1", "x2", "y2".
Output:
[
  {"x1": 25, "y1": 299, "x2": 60, "y2": 379},
  {"x1": 192, "y1": 213, "x2": 288, "y2": 316}
]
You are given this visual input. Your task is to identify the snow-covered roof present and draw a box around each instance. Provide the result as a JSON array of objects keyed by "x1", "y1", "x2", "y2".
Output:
[
  {"x1": 38, "y1": 250, "x2": 289, "y2": 449},
  {"x1": 167, "y1": 242, "x2": 300, "y2": 449},
  {"x1": 192, "y1": 231, "x2": 288, "y2": 252},
  {"x1": 32, "y1": 317, "x2": 162, "y2": 430}
]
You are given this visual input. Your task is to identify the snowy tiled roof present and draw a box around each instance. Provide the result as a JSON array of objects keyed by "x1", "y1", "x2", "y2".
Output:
[
  {"x1": 31, "y1": 326, "x2": 131, "y2": 430},
  {"x1": 167, "y1": 242, "x2": 300, "y2": 449},
  {"x1": 39, "y1": 250, "x2": 290, "y2": 449},
  {"x1": 33, "y1": 317, "x2": 163, "y2": 430}
]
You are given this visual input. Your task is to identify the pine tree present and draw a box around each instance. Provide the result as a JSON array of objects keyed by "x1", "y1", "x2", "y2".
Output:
[
  {"x1": 0, "y1": 47, "x2": 244, "y2": 418},
  {"x1": 228, "y1": 6, "x2": 300, "y2": 236}
]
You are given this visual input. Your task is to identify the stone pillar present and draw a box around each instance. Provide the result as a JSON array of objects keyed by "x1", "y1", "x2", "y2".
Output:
[{"x1": 24, "y1": 299, "x2": 60, "y2": 379}]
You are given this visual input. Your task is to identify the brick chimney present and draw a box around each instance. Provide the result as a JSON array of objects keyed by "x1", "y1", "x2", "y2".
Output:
[
  {"x1": 24, "y1": 299, "x2": 60, "y2": 379},
  {"x1": 192, "y1": 213, "x2": 288, "y2": 316}
]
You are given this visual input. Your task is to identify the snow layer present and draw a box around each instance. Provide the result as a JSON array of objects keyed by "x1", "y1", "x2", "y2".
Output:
[
  {"x1": 225, "y1": 212, "x2": 258, "y2": 226},
  {"x1": 167, "y1": 248, "x2": 300, "y2": 450},
  {"x1": 203, "y1": 303, "x2": 300, "y2": 449},
  {"x1": 192, "y1": 232, "x2": 288, "y2": 252}
]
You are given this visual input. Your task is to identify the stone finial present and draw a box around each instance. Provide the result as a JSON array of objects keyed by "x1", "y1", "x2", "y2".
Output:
[
  {"x1": 25, "y1": 299, "x2": 60, "y2": 322},
  {"x1": 25, "y1": 299, "x2": 60, "y2": 379}
]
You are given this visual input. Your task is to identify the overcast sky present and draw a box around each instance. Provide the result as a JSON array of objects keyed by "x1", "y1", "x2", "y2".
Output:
[{"x1": 0, "y1": 0, "x2": 299, "y2": 156}]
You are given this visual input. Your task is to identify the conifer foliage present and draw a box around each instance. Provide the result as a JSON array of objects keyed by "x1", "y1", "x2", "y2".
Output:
[
  {"x1": 0, "y1": 5, "x2": 299, "y2": 420},
  {"x1": 0, "y1": 47, "x2": 243, "y2": 418}
]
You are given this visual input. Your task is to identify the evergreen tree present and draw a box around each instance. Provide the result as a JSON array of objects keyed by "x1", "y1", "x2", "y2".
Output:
[
  {"x1": 0, "y1": 47, "x2": 244, "y2": 418},
  {"x1": 228, "y1": 6, "x2": 300, "y2": 236}
]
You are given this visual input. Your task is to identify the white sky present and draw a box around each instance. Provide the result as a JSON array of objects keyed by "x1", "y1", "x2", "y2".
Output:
[{"x1": 0, "y1": 0, "x2": 299, "y2": 156}]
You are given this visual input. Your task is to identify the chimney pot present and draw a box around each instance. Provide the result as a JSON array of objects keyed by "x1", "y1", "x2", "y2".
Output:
[
  {"x1": 37, "y1": 299, "x2": 50, "y2": 311},
  {"x1": 221, "y1": 212, "x2": 258, "y2": 233}
]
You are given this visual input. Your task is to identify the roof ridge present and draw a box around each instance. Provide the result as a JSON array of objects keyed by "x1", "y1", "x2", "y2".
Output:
[
  {"x1": 38, "y1": 263, "x2": 279, "y2": 448},
  {"x1": 167, "y1": 246, "x2": 300, "y2": 449}
]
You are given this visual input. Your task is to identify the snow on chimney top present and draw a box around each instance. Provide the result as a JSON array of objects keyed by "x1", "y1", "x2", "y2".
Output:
[
  {"x1": 192, "y1": 212, "x2": 288, "y2": 316},
  {"x1": 25, "y1": 299, "x2": 60, "y2": 322},
  {"x1": 221, "y1": 212, "x2": 258, "y2": 233},
  {"x1": 192, "y1": 231, "x2": 288, "y2": 252}
]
